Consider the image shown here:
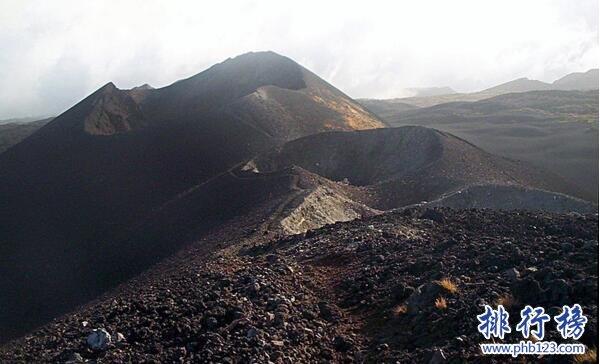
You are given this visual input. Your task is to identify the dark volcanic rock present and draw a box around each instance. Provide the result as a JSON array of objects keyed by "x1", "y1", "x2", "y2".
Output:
[
  {"x1": 511, "y1": 276, "x2": 545, "y2": 305},
  {"x1": 0, "y1": 208, "x2": 597, "y2": 363},
  {"x1": 405, "y1": 282, "x2": 444, "y2": 313}
]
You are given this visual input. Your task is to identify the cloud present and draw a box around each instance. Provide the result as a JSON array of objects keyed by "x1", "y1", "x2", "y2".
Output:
[{"x1": 0, "y1": 0, "x2": 597, "y2": 118}]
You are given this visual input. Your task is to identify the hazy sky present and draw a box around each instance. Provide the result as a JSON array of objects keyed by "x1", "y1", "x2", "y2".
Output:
[{"x1": 1, "y1": 0, "x2": 598, "y2": 119}]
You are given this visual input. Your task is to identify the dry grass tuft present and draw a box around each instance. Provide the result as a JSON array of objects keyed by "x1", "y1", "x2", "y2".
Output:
[
  {"x1": 392, "y1": 304, "x2": 408, "y2": 316},
  {"x1": 574, "y1": 348, "x2": 597, "y2": 364},
  {"x1": 435, "y1": 297, "x2": 447, "y2": 310},
  {"x1": 437, "y1": 278, "x2": 459, "y2": 294}
]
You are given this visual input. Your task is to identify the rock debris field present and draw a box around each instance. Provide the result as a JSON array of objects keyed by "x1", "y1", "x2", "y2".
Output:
[{"x1": 1, "y1": 208, "x2": 597, "y2": 363}]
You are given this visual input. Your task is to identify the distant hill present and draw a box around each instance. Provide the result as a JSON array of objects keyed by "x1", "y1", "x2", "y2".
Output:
[
  {"x1": 552, "y1": 68, "x2": 599, "y2": 90},
  {"x1": 481, "y1": 77, "x2": 552, "y2": 94},
  {"x1": 0, "y1": 116, "x2": 52, "y2": 125},
  {"x1": 481, "y1": 69, "x2": 599, "y2": 94},
  {"x1": 367, "y1": 90, "x2": 598, "y2": 200},
  {"x1": 396, "y1": 89, "x2": 598, "y2": 124},
  {"x1": 406, "y1": 86, "x2": 456, "y2": 97},
  {"x1": 377, "y1": 68, "x2": 598, "y2": 108},
  {"x1": 0, "y1": 117, "x2": 51, "y2": 153}
]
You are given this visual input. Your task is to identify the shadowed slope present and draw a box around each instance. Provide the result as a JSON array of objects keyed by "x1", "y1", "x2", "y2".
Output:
[{"x1": 0, "y1": 51, "x2": 384, "y2": 342}]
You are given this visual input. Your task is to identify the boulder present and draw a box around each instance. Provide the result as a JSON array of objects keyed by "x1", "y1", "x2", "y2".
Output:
[
  {"x1": 406, "y1": 282, "x2": 444, "y2": 313},
  {"x1": 86, "y1": 328, "x2": 112, "y2": 351},
  {"x1": 503, "y1": 268, "x2": 520, "y2": 282}
]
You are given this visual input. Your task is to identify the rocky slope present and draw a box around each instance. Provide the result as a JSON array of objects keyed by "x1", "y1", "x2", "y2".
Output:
[{"x1": 1, "y1": 208, "x2": 596, "y2": 363}]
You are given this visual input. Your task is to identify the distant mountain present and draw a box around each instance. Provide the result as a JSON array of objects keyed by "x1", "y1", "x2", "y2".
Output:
[
  {"x1": 552, "y1": 68, "x2": 599, "y2": 90},
  {"x1": 396, "y1": 89, "x2": 598, "y2": 124},
  {"x1": 0, "y1": 117, "x2": 51, "y2": 153},
  {"x1": 368, "y1": 90, "x2": 598, "y2": 201},
  {"x1": 406, "y1": 86, "x2": 456, "y2": 97},
  {"x1": 480, "y1": 69, "x2": 598, "y2": 94},
  {"x1": 0, "y1": 116, "x2": 52, "y2": 125},
  {"x1": 0, "y1": 51, "x2": 384, "y2": 341},
  {"x1": 481, "y1": 77, "x2": 552, "y2": 94},
  {"x1": 379, "y1": 69, "x2": 598, "y2": 108}
]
